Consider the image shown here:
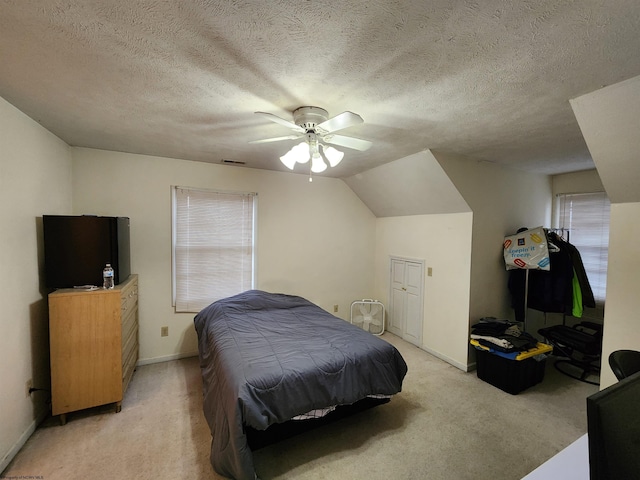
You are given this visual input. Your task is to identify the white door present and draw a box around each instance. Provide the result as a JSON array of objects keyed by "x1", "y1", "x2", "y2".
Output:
[
  {"x1": 389, "y1": 257, "x2": 424, "y2": 347},
  {"x1": 389, "y1": 259, "x2": 406, "y2": 337}
]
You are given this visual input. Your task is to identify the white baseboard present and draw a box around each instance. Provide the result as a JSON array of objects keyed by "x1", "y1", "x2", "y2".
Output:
[
  {"x1": 0, "y1": 407, "x2": 48, "y2": 474},
  {"x1": 136, "y1": 351, "x2": 198, "y2": 366},
  {"x1": 420, "y1": 345, "x2": 473, "y2": 372}
]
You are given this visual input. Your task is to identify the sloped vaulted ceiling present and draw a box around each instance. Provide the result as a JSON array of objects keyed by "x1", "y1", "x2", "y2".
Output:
[
  {"x1": 344, "y1": 150, "x2": 470, "y2": 217},
  {"x1": 2, "y1": 1, "x2": 640, "y2": 178},
  {"x1": 570, "y1": 75, "x2": 640, "y2": 204}
]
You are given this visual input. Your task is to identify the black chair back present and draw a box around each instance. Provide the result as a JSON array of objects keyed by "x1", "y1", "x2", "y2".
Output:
[{"x1": 609, "y1": 350, "x2": 640, "y2": 380}]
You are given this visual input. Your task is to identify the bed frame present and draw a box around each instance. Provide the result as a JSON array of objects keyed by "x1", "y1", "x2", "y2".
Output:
[{"x1": 194, "y1": 290, "x2": 408, "y2": 480}]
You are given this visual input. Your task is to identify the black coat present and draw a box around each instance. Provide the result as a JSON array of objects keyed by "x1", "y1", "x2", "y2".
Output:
[{"x1": 508, "y1": 247, "x2": 574, "y2": 322}]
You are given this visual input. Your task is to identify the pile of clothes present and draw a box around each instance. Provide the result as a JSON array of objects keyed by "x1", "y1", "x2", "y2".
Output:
[{"x1": 471, "y1": 317, "x2": 539, "y2": 360}]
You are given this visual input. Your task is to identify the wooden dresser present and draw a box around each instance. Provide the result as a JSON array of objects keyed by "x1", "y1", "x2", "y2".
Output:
[{"x1": 48, "y1": 274, "x2": 138, "y2": 424}]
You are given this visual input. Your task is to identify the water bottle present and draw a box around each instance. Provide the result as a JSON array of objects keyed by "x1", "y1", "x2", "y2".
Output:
[{"x1": 103, "y1": 264, "x2": 115, "y2": 289}]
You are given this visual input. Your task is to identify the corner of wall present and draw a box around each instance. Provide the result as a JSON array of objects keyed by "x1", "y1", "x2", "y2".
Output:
[{"x1": 0, "y1": 95, "x2": 73, "y2": 473}]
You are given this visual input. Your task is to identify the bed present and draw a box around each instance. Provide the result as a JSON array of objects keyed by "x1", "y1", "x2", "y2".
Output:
[{"x1": 194, "y1": 290, "x2": 408, "y2": 480}]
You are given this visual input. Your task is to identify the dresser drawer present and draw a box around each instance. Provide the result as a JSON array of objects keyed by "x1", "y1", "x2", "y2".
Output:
[
  {"x1": 121, "y1": 307, "x2": 137, "y2": 350},
  {"x1": 122, "y1": 336, "x2": 138, "y2": 391},
  {"x1": 122, "y1": 322, "x2": 138, "y2": 366},
  {"x1": 120, "y1": 281, "x2": 138, "y2": 316}
]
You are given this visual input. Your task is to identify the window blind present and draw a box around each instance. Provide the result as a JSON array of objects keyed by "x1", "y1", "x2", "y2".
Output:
[
  {"x1": 557, "y1": 192, "x2": 610, "y2": 305},
  {"x1": 173, "y1": 187, "x2": 255, "y2": 313}
]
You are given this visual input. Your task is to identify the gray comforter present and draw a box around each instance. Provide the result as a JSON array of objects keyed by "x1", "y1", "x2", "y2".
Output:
[{"x1": 194, "y1": 290, "x2": 408, "y2": 480}]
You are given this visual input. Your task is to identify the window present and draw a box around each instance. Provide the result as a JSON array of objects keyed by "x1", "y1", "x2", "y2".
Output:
[
  {"x1": 557, "y1": 192, "x2": 610, "y2": 309},
  {"x1": 172, "y1": 187, "x2": 256, "y2": 313}
]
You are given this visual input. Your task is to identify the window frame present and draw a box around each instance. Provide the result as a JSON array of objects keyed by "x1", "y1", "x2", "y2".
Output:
[
  {"x1": 171, "y1": 186, "x2": 257, "y2": 313},
  {"x1": 555, "y1": 190, "x2": 610, "y2": 319}
]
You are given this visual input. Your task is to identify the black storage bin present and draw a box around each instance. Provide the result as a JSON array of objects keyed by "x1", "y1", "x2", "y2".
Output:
[{"x1": 475, "y1": 348, "x2": 546, "y2": 395}]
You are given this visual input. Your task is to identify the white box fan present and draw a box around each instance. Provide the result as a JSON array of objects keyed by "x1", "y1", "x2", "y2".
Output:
[{"x1": 350, "y1": 299, "x2": 385, "y2": 336}]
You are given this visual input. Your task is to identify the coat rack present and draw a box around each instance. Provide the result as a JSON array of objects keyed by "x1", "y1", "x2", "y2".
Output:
[{"x1": 503, "y1": 226, "x2": 552, "y2": 333}]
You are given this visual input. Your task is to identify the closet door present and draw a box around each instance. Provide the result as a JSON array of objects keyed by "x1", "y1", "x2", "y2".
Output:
[
  {"x1": 403, "y1": 261, "x2": 423, "y2": 345},
  {"x1": 389, "y1": 259, "x2": 407, "y2": 337},
  {"x1": 389, "y1": 257, "x2": 424, "y2": 347}
]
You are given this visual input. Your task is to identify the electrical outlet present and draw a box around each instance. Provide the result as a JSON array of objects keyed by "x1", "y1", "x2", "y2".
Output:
[
  {"x1": 333, "y1": 304, "x2": 339, "y2": 313},
  {"x1": 26, "y1": 379, "x2": 33, "y2": 398},
  {"x1": 161, "y1": 326, "x2": 169, "y2": 337}
]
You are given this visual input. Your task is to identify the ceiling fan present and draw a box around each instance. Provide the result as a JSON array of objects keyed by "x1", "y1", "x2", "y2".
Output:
[{"x1": 250, "y1": 106, "x2": 372, "y2": 175}]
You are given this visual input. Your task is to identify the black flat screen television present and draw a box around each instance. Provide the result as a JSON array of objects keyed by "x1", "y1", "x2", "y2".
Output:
[
  {"x1": 43, "y1": 215, "x2": 131, "y2": 288},
  {"x1": 586, "y1": 370, "x2": 640, "y2": 479}
]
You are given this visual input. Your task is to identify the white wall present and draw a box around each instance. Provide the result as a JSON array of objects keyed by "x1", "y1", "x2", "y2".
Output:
[
  {"x1": 0, "y1": 97, "x2": 72, "y2": 472},
  {"x1": 71, "y1": 148, "x2": 376, "y2": 363},
  {"x1": 599, "y1": 202, "x2": 640, "y2": 388},
  {"x1": 549, "y1": 170, "x2": 640, "y2": 389},
  {"x1": 551, "y1": 169, "x2": 604, "y2": 197},
  {"x1": 351, "y1": 149, "x2": 552, "y2": 369},
  {"x1": 375, "y1": 213, "x2": 473, "y2": 369},
  {"x1": 434, "y1": 152, "x2": 553, "y2": 338},
  {"x1": 570, "y1": 76, "x2": 640, "y2": 388},
  {"x1": 345, "y1": 150, "x2": 473, "y2": 370}
]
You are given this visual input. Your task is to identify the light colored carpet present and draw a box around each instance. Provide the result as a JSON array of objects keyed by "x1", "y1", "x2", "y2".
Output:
[{"x1": 3, "y1": 332, "x2": 597, "y2": 480}]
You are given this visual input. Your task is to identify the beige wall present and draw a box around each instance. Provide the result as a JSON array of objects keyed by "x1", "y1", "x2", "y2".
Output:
[
  {"x1": 71, "y1": 148, "x2": 376, "y2": 363},
  {"x1": 374, "y1": 213, "x2": 473, "y2": 369},
  {"x1": 600, "y1": 202, "x2": 640, "y2": 388},
  {"x1": 0, "y1": 97, "x2": 72, "y2": 471}
]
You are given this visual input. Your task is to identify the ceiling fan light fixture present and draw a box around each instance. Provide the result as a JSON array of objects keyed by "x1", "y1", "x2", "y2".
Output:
[
  {"x1": 310, "y1": 152, "x2": 327, "y2": 173},
  {"x1": 294, "y1": 141, "x2": 311, "y2": 164},
  {"x1": 322, "y1": 145, "x2": 344, "y2": 167},
  {"x1": 279, "y1": 142, "x2": 309, "y2": 169},
  {"x1": 279, "y1": 150, "x2": 298, "y2": 170},
  {"x1": 253, "y1": 107, "x2": 370, "y2": 174}
]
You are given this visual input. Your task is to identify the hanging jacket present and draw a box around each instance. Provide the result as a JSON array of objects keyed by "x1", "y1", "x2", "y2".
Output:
[
  {"x1": 508, "y1": 247, "x2": 574, "y2": 321},
  {"x1": 548, "y1": 232, "x2": 596, "y2": 308}
]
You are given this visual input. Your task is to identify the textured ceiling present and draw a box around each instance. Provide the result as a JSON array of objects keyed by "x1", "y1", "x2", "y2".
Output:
[{"x1": 1, "y1": 0, "x2": 640, "y2": 178}]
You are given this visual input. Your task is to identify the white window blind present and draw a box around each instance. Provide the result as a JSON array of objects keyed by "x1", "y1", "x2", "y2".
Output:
[
  {"x1": 557, "y1": 192, "x2": 610, "y2": 305},
  {"x1": 173, "y1": 187, "x2": 256, "y2": 313}
]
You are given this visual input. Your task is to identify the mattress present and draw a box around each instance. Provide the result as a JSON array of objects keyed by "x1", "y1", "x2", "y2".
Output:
[{"x1": 194, "y1": 290, "x2": 408, "y2": 480}]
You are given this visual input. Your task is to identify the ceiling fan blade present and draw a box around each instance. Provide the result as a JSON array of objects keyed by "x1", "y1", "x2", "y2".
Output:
[
  {"x1": 255, "y1": 112, "x2": 305, "y2": 133},
  {"x1": 323, "y1": 134, "x2": 372, "y2": 151},
  {"x1": 249, "y1": 135, "x2": 301, "y2": 144},
  {"x1": 316, "y1": 111, "x2": 363, "y2": 134}
]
